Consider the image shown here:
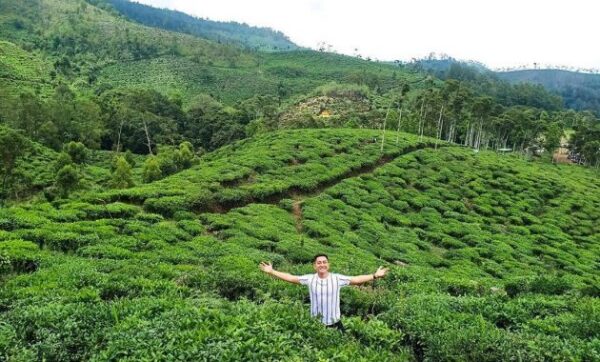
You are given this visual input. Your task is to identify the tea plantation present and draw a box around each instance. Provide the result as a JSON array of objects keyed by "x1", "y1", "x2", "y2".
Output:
[{"x1": 1, "y1": 129, "x2": 599, "y2": 361}]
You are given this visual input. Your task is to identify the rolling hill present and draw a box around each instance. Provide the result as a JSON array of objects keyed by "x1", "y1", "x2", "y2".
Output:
[
  {"x1": 1, "y1": 129, "x2": 599, "y2": 360},
  {"x1": 1, "y1": 1, "x2": 600, "y2": 359},
  {"x1": 0, "y1": 0, "x2": 416, "y2": 106}
]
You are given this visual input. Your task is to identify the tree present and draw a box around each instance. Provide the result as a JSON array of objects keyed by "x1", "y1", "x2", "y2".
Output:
[
  {"x1": 55, "y1": 164, "x2": 79, "y2": 197},
  {"x1": 111, "y1": 156, "x2": 134, "y2": 189},
  {"x1": 544, "y1": 122, "x2": 564, "y2": 157},
  {"x1": 14, "y1": 92, "x2": 46, "y2": 140},
  {"x1": 187, "y1": 95, "x2": 246, "y2": 150},
  {"x1": 54, "y1": 152, "x2": 73, "y2": 172},
  {"x1": 0, "y1": 127, "x2": 29, "y2": 202},
  {"x1": 175, "y1": 142, "x2": 194, "y2": 169},
  {"x1": 64, "y1": 141, "x2": 88, "y2": 165},
  {"x1": 124, "y1": 150, "x2": 137, "y2": 168},
  {"x1": 143, "y1": 156, "x2": 162, "y2": 183}
]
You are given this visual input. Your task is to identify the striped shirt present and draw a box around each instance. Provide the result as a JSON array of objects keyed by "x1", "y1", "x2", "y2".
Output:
[{"x1": 298, "y1": 273, "x2": 351, "y2": 325}]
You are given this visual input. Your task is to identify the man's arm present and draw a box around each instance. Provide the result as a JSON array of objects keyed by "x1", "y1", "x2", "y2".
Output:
[
  {"x1": 259, "y1": 262, "x2": 301, "y2": 284},
  {"x1": 349, "y1": 266, "x2": 389, "y2": 285}
]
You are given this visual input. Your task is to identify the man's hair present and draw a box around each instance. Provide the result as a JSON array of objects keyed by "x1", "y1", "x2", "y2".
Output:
[{"x1": 313, "y1": 254, "x2": 329, "y2": 263}]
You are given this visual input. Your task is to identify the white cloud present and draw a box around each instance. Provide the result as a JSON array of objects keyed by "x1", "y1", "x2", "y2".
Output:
[{"x1": 134, "y1": 0, "x2": 599, "y2": 70}]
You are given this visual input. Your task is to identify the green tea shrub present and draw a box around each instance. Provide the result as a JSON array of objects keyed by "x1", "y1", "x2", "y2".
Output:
[
  {"x1": 208, "y1": 255, "x2": 264, "y2": 300},
  {"x1": 78, "y1": 244, "x2": 134, "y2": 260},
  {"x1": 5, "y1": 302, "x2": 112, "y2": 362},
  {"x1": 344, "y1": 316, "x2": 404, "y2": 351},
  {"x1": 505, "y1": 275, "x2": 574, "y2": 297},
  {"x1": 0, "y1": 208, "x2": 47, "y2": 230},
  {"x1": 133, "y1": 212, "x2": 164, "y2": 224},
  {"x1": 64, "y1": 202, "x2": 140, "y2": 220},
  {"x1": 0, "y1": 240, "x2": 42, "y2": 274},
  {"x1": 143, "y1": 196, "x2": 188, "y2": 217},
  {"x1": 175, "y1": 220, "x2": 204, "y2": 236}
]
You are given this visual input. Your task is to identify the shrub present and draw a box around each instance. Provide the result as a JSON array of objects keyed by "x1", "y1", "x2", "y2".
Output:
[
  {"x1": 0, "y1": 240, "x2": 42, "y2": 274},
  {"x1": 55, "y1": 165, "x2": 79, "y2": 197},
  {"x1": 111, "y1": 156, "x2": 134, "y2": 189},
  {"x1": 142, "y1": 156, "x2": 162, "y2": 183}
]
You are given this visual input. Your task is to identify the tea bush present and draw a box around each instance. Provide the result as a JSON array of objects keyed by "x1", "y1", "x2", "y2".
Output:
[{"x1": 1, "y1": 129, "x2": 599, "y2": 360}]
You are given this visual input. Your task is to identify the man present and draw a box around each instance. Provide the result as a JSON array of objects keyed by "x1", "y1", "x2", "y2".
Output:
[{"x1": 259, "y1": 254, "x2": 389, "y2": 328}]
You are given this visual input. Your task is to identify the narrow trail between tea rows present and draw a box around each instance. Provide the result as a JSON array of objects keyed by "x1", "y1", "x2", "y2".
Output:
[{"x1": 197, "y1": 142, "x2": 445, "y2": 216}]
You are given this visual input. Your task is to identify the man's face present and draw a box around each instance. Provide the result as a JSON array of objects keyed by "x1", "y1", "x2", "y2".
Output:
[{"x1": 314, "y1": 256, "x2": 329, "y2": 274}]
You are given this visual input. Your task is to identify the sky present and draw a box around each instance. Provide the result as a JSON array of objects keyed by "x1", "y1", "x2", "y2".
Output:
[{"x1": 135, "y1": 0, "x2": 599, "y2": 71}]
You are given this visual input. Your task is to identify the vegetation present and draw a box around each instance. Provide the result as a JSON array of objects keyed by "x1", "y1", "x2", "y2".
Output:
[
  {"x1": 96, "y1": 0, "x2": 299, "y2": 52},
  {"x1": 0, "y1": 0, "x2": 599, "y2": 360},
  {"x1": 1, "y1": 129, "x2": 599, "y2": 361},
  {"x1": 412, "y1": 55, "x2": 600, "y2": 116},
  {"x1": 499, "y1": 69, "x2": 600, "y2": 116}
]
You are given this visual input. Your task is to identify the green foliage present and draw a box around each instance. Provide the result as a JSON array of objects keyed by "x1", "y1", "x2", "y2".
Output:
[
  {"x1": 175, "y1": 141, "x2": 194, "y2": 169},
  {"x1": 64, "y1": 141, "x2": 88, "y2": 164},
  {"x1": 314, "y1": 82, "x2": 370, "y2": 99},
  {"x1": 1, "y1": 0, "x2": 600, "y2": 358},
  {"x1": 102, "y1": 0, "x2": 299, "y2": 52},
  {"x1": 111, "y1": 156, "x2": 134, "y2": 189},
  {"x1": 544, "y1": 122, "x2": 563, "y2": 155},
  {"x1": 0, "y1": 125, "x2": 29, "y2": 200},
  {"x1": 0, "y1": 240, "x2": 42, "y2": 274},
  {"x1": 55, "y1": 164, "x2": 79, "y2": 197},
  {"x1": 54, "y1": 152, "x2": 73, "y2": 172},
  {"x1": 0, "y1": 129, "x2": 599, "y2": 360},
  {"x1": 142, "y1": 156, "x2": 162, "y2": 183}
]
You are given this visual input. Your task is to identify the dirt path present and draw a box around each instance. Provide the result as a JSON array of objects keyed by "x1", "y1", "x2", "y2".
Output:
[
  {"x1": 195, "y1": 141, "x2": 442, "y2": 215},
  {"x1": 291, "y1": 198, "x2": 304, "y2": 233}
]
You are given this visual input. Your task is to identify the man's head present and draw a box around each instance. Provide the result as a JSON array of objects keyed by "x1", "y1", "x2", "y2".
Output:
[{"x1": 313, "y1": 254, "x2": 329, "y2": 275}]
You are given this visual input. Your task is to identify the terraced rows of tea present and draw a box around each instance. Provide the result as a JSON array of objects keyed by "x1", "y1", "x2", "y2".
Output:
[{"x1": 1, "y1": 129, "x2": 599, "y2": 361}]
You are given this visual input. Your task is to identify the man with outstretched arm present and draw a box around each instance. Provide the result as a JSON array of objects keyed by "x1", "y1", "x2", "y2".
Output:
[{"x1": 259, "y1": 254, "x2": 389, "y2": 329}]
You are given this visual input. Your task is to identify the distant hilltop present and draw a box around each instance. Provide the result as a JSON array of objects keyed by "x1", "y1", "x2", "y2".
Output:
[
  {"x1": 410, "y1": 55, "x2": 600, "y2": 115},
  {"x1": 88, "y1": 0, "x2": 300, "y2": 52}
]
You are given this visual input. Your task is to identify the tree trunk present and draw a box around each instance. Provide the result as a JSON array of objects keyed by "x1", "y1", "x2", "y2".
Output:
[
  {"x1": 395, "y1": 107, "x2": 403, "y2": 145},
  {"x1": 420, "y1": 110, "x2": 428, "y2": 140},
  {"x1": 1, "y1": 168, "x2": 11, "y2": 204},
  {"x1": 116, "y1": 119, "x2": 124, "y2": 154},
  {"x1": 142, "y1": 117, "x2": 153, "y2": 155},
  {"x1": 435, "y1": 105, "x2": 444, "y2": 149},
  {"x1": 381, "y1": 101, "x2": 392, "y2": 152},
  {"x1": 418, "y1": 99, "x2": 425, "y2": 140}
]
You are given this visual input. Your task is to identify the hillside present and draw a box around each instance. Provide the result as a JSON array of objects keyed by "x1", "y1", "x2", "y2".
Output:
[
  {"x1": 0, "y1": 0, "x2": 417, "y2": 108},
  {"x1": 1, "y1": 129, "x2": 599, "y2": 360},
  {"x1": 97, "y1": 49, "x2": 416, "y2": 105},
  {"x1": 411, "y1": 57, "x2": 600, "y2": 115},
  {"x1": 498, "y1": 69, "x2": 600, "y2": 114},
  {"x1": 409, "y1": 57, "x2": 565, "y2": 111},
  {"x1": 0, "y1": 41, "x2": 53, "y2": 118},
  {"x1": 97, "y1": 0, "x2": 299, "y2": 52}
]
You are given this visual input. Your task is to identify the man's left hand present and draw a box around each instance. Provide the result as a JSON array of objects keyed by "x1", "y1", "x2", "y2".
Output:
[{"x1": 374, "y1": 266, "x2": 389, "y2": 279}]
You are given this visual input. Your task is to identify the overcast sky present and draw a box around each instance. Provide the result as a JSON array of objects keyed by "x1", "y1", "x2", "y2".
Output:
[{"x1": 136, "y1": 0, "x2": 598, "y2": 70}]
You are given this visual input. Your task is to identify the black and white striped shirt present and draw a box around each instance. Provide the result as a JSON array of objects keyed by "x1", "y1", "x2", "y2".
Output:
[{"x1": 298, "y1": 273, "x2": 351, "y2": 325}]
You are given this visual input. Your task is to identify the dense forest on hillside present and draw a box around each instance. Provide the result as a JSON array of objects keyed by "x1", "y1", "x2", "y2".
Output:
[
  {"x1": 498, "y1": 69, "x2": 600, "y2": 115},
  {"x1": 413, "y1": 56, "x2": 600, "y2": 116},
  {"x1": 1, "y1": 0, "x2": 599, "y2": 360}
]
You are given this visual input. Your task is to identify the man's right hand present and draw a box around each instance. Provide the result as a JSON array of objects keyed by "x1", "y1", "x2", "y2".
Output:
[{"x1": 259, "y1": 261, "x2": 273, "y2": 274}]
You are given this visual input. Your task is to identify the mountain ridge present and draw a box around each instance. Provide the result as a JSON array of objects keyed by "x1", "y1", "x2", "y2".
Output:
[{"x1": 93, "y1": 0, "x2": 300, "y2": 52}]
